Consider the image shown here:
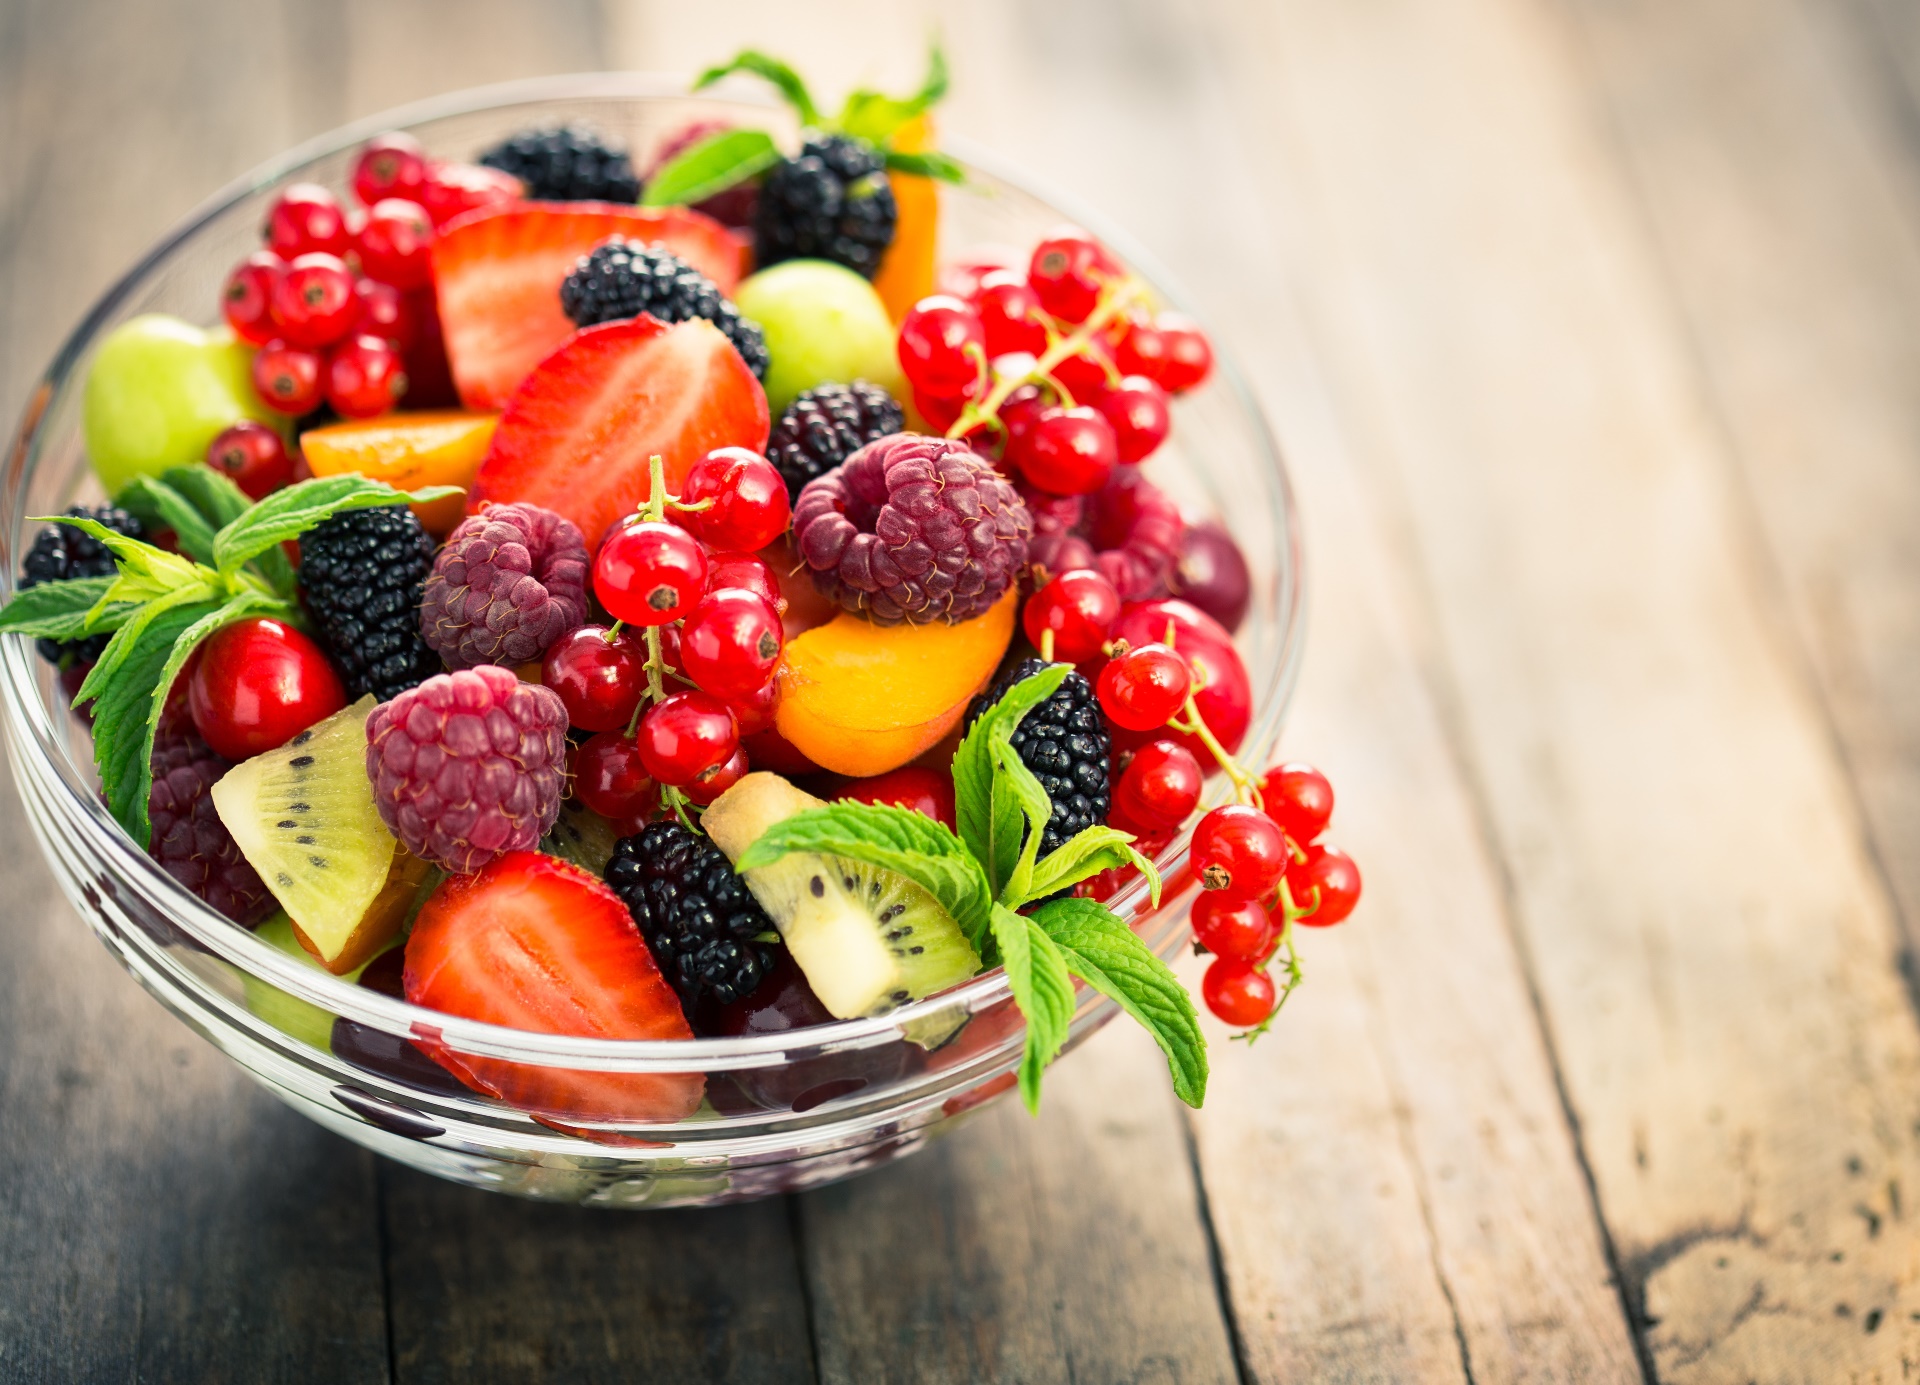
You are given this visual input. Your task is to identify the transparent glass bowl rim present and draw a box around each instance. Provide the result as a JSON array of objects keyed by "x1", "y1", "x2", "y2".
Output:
[{"x1": 0, "y1": 72, "x2": 1304, "y2": 1074}]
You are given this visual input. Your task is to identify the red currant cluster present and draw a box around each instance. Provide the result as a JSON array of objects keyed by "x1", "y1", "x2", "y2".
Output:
[{"x1": 545, "y1": 451, "x2": 792, "y2": 826}]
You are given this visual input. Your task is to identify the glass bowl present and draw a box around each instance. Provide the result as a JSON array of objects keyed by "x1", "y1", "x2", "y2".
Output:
[{"x1": 0, "y1": 75, "x2": 1302, "y2": 1207}]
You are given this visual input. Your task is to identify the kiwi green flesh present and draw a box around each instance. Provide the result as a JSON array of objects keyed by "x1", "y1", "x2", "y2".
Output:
[
  {"x1": 241, "y1": 911, "x2": 382, "y2": 1051},
  {"x1": 540, "y1": 799, "x2": 623, "y2": 876}
]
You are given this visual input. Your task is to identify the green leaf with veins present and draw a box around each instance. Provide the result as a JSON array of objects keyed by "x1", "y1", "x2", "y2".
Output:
[
  {"x1": 694, "y1": 50, "x2": 822, "y2": 127},
  {"x1": 1014, "y1": 824, "x2": 1162, "y2": 912},
  {"x1": 838, "y1": 42, "x2": 949, "y2": 145},
  {"x1": 38, "y1": 516, "x2": 205, "y2": 604},
  {"x1": 641, "y1": 128, "x2": 781, "y2": 207},
  {"x1": 880, "y1": 150, "x2": 967, "y2": 185},
  {"x1": 157, "y1": 464, "x2": 253, "y2": 532},
  {"x1": 211, "y1": 476, "x2": 457, "y2": 573},
  {"x1": 993, "y1": 736, "x2": 1054, "y2": 910},
  {"x1": 116, "y1": 475, "x2": 220, "y2": 565},
  {"x1": 951, "y1": 662, "x2": 1070, "y2": 899},
  {"x1": 991, "y1": 902, "x2": 1077, "y2": 1112},
  {"x1": 0, "y1": 577, "x2": 130, "y2": 641}
]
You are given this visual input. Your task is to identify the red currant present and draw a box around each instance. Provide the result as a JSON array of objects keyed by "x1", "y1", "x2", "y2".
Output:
[
  {"x1": 324, "y1": 334, "x2": 406, "y2": 418},
  {"x1": 1097, "y1": 643, "x2": 1192, "y2": 731},
  {"x1": 1288, "y1": 843, "x2": 1361, "y2": 926},
  {"x1": 998, "y1": 383, "x2": 1052, "y2": 454},
  {"x1": 704, "y1": 551, "x2": 785, "y2": 613},
  {"x1": 221, "y1": 251, "x2": 287, "y2": 345},
  {"x1": 1027, "y1": 227, "x2": 1121, "y2": 324},
  {"x1": 1190, "y1": 894, "x2": 1276, "y2": 963},
  {"x1": 1262, "y1": 763, "x2": 1334, "y2": 847},
  {"x1": 419, "y1": 161, "x2": 521, "y2": 229},
  {"x1": 725, "y1": 680, "x2": 780, "y2": 737},
  {"x1": 251, "y1": 341, "x2": 324, "y2": 415},
  {"x1": 1023, "y1": 568, "x2": 1121, "y2": 666},
  {"x1": 351, "y1": 277, "x2": 417, "y2": 350},
  {"x1": 1110, "y1": 601, "x2": 1251, "y2": 762},
  {"x1": 1012, "y1": 406, "x2": 1118, "y2": 497},
  {"x1": 1192, "y1": 804, "x2": 1289, "y2": 902},
  {"x1": 1156, "y1": 314, "x2": 1214, "y2": 393},
  {"x1": 355, "y1": 198, "x2": 434, "y2": 290},
  {"x1": 678, "y1": 448, "x2": 791, "y2": 553},
  {"x1": 1094, "y1": 375, "x2": 1171, "y2": 464},
  {"x1": 1114, "y1": 739, "x2": 1203, "y2": 831},
  {"x1": 898, "y1": 295, "x2": 987, "y2": 398},
  {"x1": 573, "y1": 730, "x2": 660, "y2": 820},
  {"x1": 679, "y1": 589, "x2": 783, "y2": 700},
  {"x1": 971, "y1": 269, "x2": 1049, "y2": 358},
  {"x1": 205, "y1": 421, "x2": 293, "y2": 500},
  {"x1": 828, "y1": 765, "x2": 958, "y2": 831},
  {"x1": 936, "y1": 253, "x2": 1013, "y2": 302},
  {"x1": 636, "y1": 690, "x2": 738, "y2": 786},
  {"x1": 912, "y1": 386, "x2": 966, "y2": 433},
  {"x1": 1112, "y1": 312, "x2": 1169, "y2": 380},
  {"x1": 264, "y1": 183, "x2": 350, "y2": 259},
  {"x1": 353, "y1": 133, "x2": 430, "y2": 208},
  {"x1": 542, "y1": 625, "x2": 647, "y2": 732},
  {"x1": 594, "y1": 520, "x2": 708, "y2": 626},
  {"x1": 1203, "y1": 957, "x2": 1277, "y2": 1027},
  {"x1": 269, "y1": 253, "x2": 359, "y2": 348},
  {"x1": 684, "y1": 746, "x2": 750, "y2": 806},
  {"x1": 187, "y1": 617, "x2": 347, "y2": 760},
  {"x1": 1050, "y1": 338, "x2": 1118, "y2": 401}
]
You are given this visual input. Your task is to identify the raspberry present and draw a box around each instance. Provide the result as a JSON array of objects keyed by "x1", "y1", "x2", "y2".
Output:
[
  {"x1": 420, "y1": 502, "x2": 589, "y2": 669},
  {"x1": 364, "y1": 665, "x2": 568, "y2": 874},
  {"x1": 19, "y1": 506, "x2": 145, "y2": 666},
  {"x1": 964, "y1": 658, "x2": 1111, "y2": 856},
  {"x1": 560, "y1": 239, "x2": 768, "y2": 380},
  {"x1": 297, "y1": 505, "x2": 441, "y2": 702},
  {"x1": 476, "y1": 125, "x2": 641, "y2": 203},
  {"x1": 147, "y1": 694, "x2": 270, "y2": 924},
  {"x1": 793, "y1": 435, "x2": 1031, "y2": 626},
  {"x1": 765, "y1": 381, "x2": 904, "y2": 502},
  {"x1": 603, "y1": 821, "x2": 776, "y2": 1009},
  {"x1": 755, "y1": 134, "x2": 898, "y2": 279}
]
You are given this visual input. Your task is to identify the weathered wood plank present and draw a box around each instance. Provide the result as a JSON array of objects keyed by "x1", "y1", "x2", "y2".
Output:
[{"x1": 1209, "y1": 0, "x2": 1920, "y2": 1377}]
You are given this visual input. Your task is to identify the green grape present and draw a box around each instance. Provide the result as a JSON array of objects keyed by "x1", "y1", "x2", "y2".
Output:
[{"x1": 734, "y1": 260, "x2": 905, "y2": 414}]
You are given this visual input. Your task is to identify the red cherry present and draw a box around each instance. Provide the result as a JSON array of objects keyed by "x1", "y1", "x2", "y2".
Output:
[
  {"x1": 187, "y1": 617, "x2": 347, "y2": 760},
  {"x1": 829, "y1": 766, "x2": 958, "y2": 832},
  {"x1": 1097, "y1": 643, "x2": 1191, "y2": 731},
  {"x1": 1156, "y1": 314, "x2": 1214, "y2": 393},
  {"x1": 1114, "y1": 739, "x2": 1202, "y2": 831},
  {"x1": 1013, "y1": 406, "x2": 1118, "y2": 497},
  {"x1": 324, "y1": 334, "x2": 407, "y2": 418},
  {"x1": 1093, "y1": 375, "x2": 1171, "y2": 464},
  {"x1": 971, "y1": 269, "x2": 1049, "y2": 358},
  {"x1": 353, "y1": 133, "x2": 430, "y2": 208},
  {"x1": 684, "y1": 747, "x2": 751, "y2": 807},
  {"x1": 1203, "y1": 957, "x2": 1276, "y2": 1027},
  {"x1": 636, "y1": 691, "x2": 737, "y2": 786},
  {"x1": 269, "y1": 253, "x2": 359, "y2": 348},
  {"x1": 419, "y1": 160, "x2": 521, "y2": 229},
  {"x1": 725, "y1": 680, "x2": 780, "y2": 737},
  {"x1": 205, "y1": 421, "x2": 293, "y2": 500},
  {"x1": 1288, "y1": 842, "x2": 1361, "y2": 926},
  {"x1": 222, "y1": 252, "x2": 287, "y2": 345},
  {"x1": 264, "y1": 183, "x2": 350, "y2": 259},
  {"x1": 704, "y1": 551, "x2": 785, "y2": 613},
  {"x1": 1027, "y1": 227, "x2": 1121, "y2": 324},
  {"x1": 542, "y1": 625, "x2": 647, "y2": 732},
  {"x1": 1192, "y1": 805, "x2": 1289, "y2": 902},
  {"x1": 251, "y1": 340, "x2": 324, "y2": 415},
  {"x1": 573, "y1": 730, "x2": 660, "y2": 820},
  {"x1": 355, "y1": 198, "x2": 434, "y2": 290},
  {"x1": 1190, "y1": 894, "x2": 1276, "y2": 963},
  {"x1": 1023, "y1": 569, "x2": 1121, "y2": 666},
  {"x1": 678, "y1": 448, "x2": 791, "y2": 553},
  {"x1": 679, "y1": 589, "x2": 783, "y2": 700},
  {"x1": 351, "y1": 278, "x2": 417, "y2": 351},
  {"x1": 898, "y1": 295, "x2": 987, "y2": 398},
  {"x1": 1262, "y1": 763, "x2": 1334, "y2": 847},
  {"x1": 1112, "y1": 312, "x2": 1169, "y2": 380},
  {"x1": 594, "y1": 520, "x2": 708, "y2": 626}
]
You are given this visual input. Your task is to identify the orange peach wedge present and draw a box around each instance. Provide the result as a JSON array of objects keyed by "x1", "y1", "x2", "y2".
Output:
[
  {"x1": 299, "y1": 410, "x2": 497, "y2": 535},
  {"x1": 774, "y1": 587, "x2": 1018, "y2": 778}
]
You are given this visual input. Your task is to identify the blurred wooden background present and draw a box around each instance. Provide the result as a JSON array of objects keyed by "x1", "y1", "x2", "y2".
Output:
[{"x1": 8, "y1": 0, "x2": 1920, "y2": 1379}]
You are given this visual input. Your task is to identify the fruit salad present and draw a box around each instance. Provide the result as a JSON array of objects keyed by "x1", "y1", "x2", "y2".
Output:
[{"x1": 2, "y1": 49, "x2": 1361, "y2": 1139}]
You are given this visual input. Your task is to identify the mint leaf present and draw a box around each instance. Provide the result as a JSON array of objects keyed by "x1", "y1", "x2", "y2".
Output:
[
  {"x1": 0, "y1": 577, "x2": 128, "y2": 640},
  {"x1": 74, "y1": 583, "x2": 221, "y2": 708},
  {"x1": 37, "y1": 516, "x2": 205, "y2": 604},
  {"x1": 991, "y1": 902, "x2": 1077, "y2": 1112},
  {"x1": 838, "y1": 42, "x2": 949, "y2": 145},
  {"x1": 1034, "y1": 896, "x2": 1207, "y2": 1108},
  {"x1": 641, "y1": 128, "x2": 780, "y2": 207},
  {"x1": 734, "y1": 800, "x2": 993, "y2": 952},
  {"x1": 157, "y1": 464, "x2": 253, "y2": 532},
  {"x1": 694, "y1": 51, "x2": 822, "y2": 127},
  {"x1": 1014, "y1": 825, "x2": 1162, "y2": 911},
  {"x1": 117, "y1": 475, "x2": 220, "y2": 565},
  {"x1": 211, "y1": 476, "x2": 456, "y2": 572},
  {"x1": 993, "y1": 737, "x2": 1054, "y2": 908},
  {"x1": 952, "y1": 662, "x2": 1071, "y2": 898},
  {"x1": 881, "y1": 150, "x2": 967, "y2": 185}
]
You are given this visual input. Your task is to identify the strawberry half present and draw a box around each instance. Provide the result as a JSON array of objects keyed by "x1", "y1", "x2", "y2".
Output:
[
  {"x1": 404, "y1": 851, "x2": 705, "y2": 1125},
  {"x1": 431, "y1": 201, "x2": 742, "y2": 410},
  {"x1": 470, "y1": 316, "x2": 771, "y2": 546}
]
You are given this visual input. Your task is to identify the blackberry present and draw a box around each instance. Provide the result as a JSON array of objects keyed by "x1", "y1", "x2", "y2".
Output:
[
  {"x1": 965, "y1": 658, "x2": 1111, "y2": 856},
  {"x1": 754, "y1": 134, "x2": 898, "y2": 279},
  {"x1": 561, "y1": 239, "x2": 769, "y2": 380},
  {"x1": 766, "y1": 382, "x2": 904, "y2": 501},
  {"x1": 19, "y1": 506, "x2": 145, "y2": 666},
  {"x1": 297, "y1": 505, "x2": 441, "y2": 702},
  {"x1": 604, "y1": 821, "x2": 776, "y2": 1009},
  {"x1": 477, "y1": 125, "x2": 641, "y2": 203}
]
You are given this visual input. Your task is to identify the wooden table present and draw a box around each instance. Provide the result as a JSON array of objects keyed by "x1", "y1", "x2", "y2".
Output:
[{"x1": 6, "y1": 0, "x2": 1920, "y2": 1378}]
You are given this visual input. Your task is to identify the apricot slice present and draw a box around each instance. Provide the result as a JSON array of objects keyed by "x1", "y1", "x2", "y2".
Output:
[
  {"x1": 774, "y1": 588, "x2": 1017, "y2": 778},
  {"x1": 299, "y1": 410, "x2": 498, "y2": 536}
]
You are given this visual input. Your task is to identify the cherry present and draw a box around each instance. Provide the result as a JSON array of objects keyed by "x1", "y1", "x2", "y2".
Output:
[
  {"x1": 1113, "y1": 739, "x2": 1202, "y2": 831},
  {"x1": 542, "y1": 625, "x2": 647, "y2": 732},
  {"x1": 264, "y1": 183, "x2": 350, "y2": 259},
  {"x1": 353, "y1": 133, "x2": 430, "y2": 208},
  {"x1": 1112, "y1": 312, "x2": 1169, "y2": 380},
  {"x1": 1190, "y1": 894, "x2": 1276, "y2": 963},
  {"x1": 678, "y1": 448, "x2": 791, "y2": 553},
  {"x1": 829, "y1": 765, "x2": 958, "y2": 831},
  {"x1": 971, "y1": 269, "x2": 1049, "y2": 358},
  {"x1": 1094, "y1": 375, "x2": 1171, "y2": 464},
  {"x1": 704, "y1": 551, "x2": 785, "y2": 613},
  {"x1": 573, "y1": 730, "x2": 660, "y2": 820},
  {"x1": 222, "y1": 251, "x2": 287, "y2": 345},
  {"x1": 1192, "y1": 804, "x2": 1289, "y2": 902},
  {"x1": 1202, "y1": 957, "x2": 1276, "y2": 1027},
  {"x1": 324, "y1": 334, "x2": 406, "y2": 418},
  {"x1": 679, "y1": 589, "x2": 783, "y2": 700},
  {"x1": 269, "y1": 253, "x2": 359, "y2": 348},
  {"x1": 251, "y1": 340, "x2": 324, "y2": 415},
  {"x1": 1023, "y1": 568, "x2": 1121, "y2": 665},
  {"x1": 725, "y1": 680, "x2": 779, "y2": 737},
  {"x1": 685, "y1": 746, "x2": 750, "y2": 806},
  {"x1": 899, "y1": 295, "x2": 987, "y2": 398},
  {"x1": 1288, "y1": 842, "x2": 1361, "y2": 927},
  {"x1": 419, "y1": 160, "x2": 522, "y2": 229},
  {"x1": 594, "y1": 519, "x2": 708, "y2": 626},
  {"x1": 355, "y1": 198, "x2": 434, "y2": 290},
  {"x1": 636, "y1": 690, "x2": 737, "y2": 786},
  {"x1": 205, "y1": 421, "x2": 293, "y2": 500},
  {"x1": 1027, "y1": 227, "x2": 1120, "y2": 324},
  {"x1": 1013, "y1": 406, "x2": 1118, "y2": 497},
  {"x1": 1262, "y1": 763, "x2": 1334, "y2": 847},
  {"x1": 351, "y1": 277, "x2": 417, "y2": 351},
  {"x1": 1097, "y1": 643, "x2": 1191, "y2": 731},
  {"x1": 1155, "y1": 313, "x2": 1214, "y2": 393},
  {"x1": 1170, "y1": 520, "x2": 1251, "y2": 633},
  {"x1": 188, "y1": 616, "x2": 347, "y2": 761}
]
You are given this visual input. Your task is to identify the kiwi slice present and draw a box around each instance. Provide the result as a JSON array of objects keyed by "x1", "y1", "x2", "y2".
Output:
[
  {"x1": 241, "y1": 912, "x2": 383, "y2": 1051},
  {"x1": 703, "y1": 772, "x2": 981, "y2": 1020},
  {"x1": 212, "y1": 695, "x2": 396, "y2": 969},
  {"x1": 541, "y1": 799, "x2": 624, "y2": 876}
]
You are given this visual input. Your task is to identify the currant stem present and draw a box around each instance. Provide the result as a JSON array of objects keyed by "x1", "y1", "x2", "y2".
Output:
[
  {"x1": 1169, "y1": 690, "x2": 1263, "y2": 807},
  {"x1": 944, "y1": 275, "x2": 1147, "y2": 440},
  {"x1": 642, "y1": 454, "x2": 670, "y2": 523}
]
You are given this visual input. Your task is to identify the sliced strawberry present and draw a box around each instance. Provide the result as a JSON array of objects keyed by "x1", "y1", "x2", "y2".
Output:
[
  {"x1": 431, "y1": 201, "x2": 743, "y2": 410},
  {"x1": 471, "y1": 316, "x2": 770, "y2": 546},
  {"x1": 404, "y1": 851, "x2": 705, "y2": 1124}
]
